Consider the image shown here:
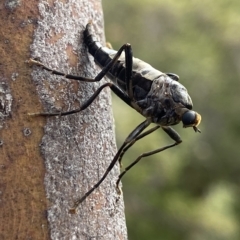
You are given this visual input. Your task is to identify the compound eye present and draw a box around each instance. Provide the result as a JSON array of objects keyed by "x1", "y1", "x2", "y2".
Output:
[{"x1": 182, "y1": 110, "x2": 196, "y2": 127}]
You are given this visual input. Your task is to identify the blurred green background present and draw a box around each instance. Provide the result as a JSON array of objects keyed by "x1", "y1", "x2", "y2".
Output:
[{"x1": 102, "y1": 0, "x2": 240, "y2": 239}]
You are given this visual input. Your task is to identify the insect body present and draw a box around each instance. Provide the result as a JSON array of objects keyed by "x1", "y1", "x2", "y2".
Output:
[
  {"x1": 84, "y1": 25, "x2": 201, "y2": 131},
  {"x1": 29, "y1": 23, "x2": 201, "y2": 212}
]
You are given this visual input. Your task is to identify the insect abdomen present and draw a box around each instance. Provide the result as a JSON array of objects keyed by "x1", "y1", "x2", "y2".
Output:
[
  {"x1": 83, "y1": 23, "x2": 152, "y2": 100},
  {"x1": 84, "y1": 23, "x2": 113, "y2": 69}
]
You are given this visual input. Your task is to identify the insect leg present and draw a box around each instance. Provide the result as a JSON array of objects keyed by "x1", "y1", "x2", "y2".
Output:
[
  {"x1": 29, "y1": 81, "x2": 138, "y2": 117},
  {"x1": 28, "y1": 41, "x2": 132, "y2": 83},
  {"x1": 124, "y1": 44, "x2": 134, "y2": 100},
  {"x1": 118, "y1": 125, "x2": 160, "y2": 167},
  {"x1": 28, "y1": 83, "x2": 112, "y2": 116},
  {"x1": 69, "y1": 119, "x2": 151, "y2": 212},
  {"x1": 112, "y1": 43, "x2": 144, "y2": 113},
  {"x1": 116, "y1": 126, "x2": 182, "y2": 190},
  {"x1": 28, "y1": 59, "x2": 97, "y2": 82},
  {"x1": 28, "y1": 44, "x2": 138, "y2": 116}
]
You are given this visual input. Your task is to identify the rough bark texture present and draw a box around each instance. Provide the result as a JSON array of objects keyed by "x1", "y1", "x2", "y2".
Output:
[{"x1": 0, "y1": 0, "x2": 127, "y2": 239}]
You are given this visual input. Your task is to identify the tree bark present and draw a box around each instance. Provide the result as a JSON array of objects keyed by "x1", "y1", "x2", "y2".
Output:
[{"x1": 0, "y1": 0, "x2": 127, "y2": 239}]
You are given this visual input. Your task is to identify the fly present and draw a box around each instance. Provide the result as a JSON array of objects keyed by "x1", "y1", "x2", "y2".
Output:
[{"x1": 28, "y1": 22, "x2": 201, "y2": 213}]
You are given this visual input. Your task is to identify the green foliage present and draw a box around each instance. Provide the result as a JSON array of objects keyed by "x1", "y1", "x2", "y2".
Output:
[{"x1": 103, "y1": 0, "x2": 240, "y2": 239}]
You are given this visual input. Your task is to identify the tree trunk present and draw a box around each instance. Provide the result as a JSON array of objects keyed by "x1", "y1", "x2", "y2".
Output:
[{"x1": 0, "y1": 0, "x2": 127, "y2": 239}]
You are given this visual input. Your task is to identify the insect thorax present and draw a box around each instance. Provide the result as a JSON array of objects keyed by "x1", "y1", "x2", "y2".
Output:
[{"x1": 137, "y1": 75, "x2": 191, "y2": 126}]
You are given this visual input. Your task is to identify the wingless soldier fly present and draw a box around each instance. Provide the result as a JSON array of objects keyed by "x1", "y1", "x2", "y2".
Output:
[{"x1": 28, "y1": 22, "x2": 201, "y2": 212}]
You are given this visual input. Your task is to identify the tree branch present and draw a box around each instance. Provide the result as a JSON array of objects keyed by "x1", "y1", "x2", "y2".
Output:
[{"x1": 0, "y1": 0, "x2": 127, "y2": 239}]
